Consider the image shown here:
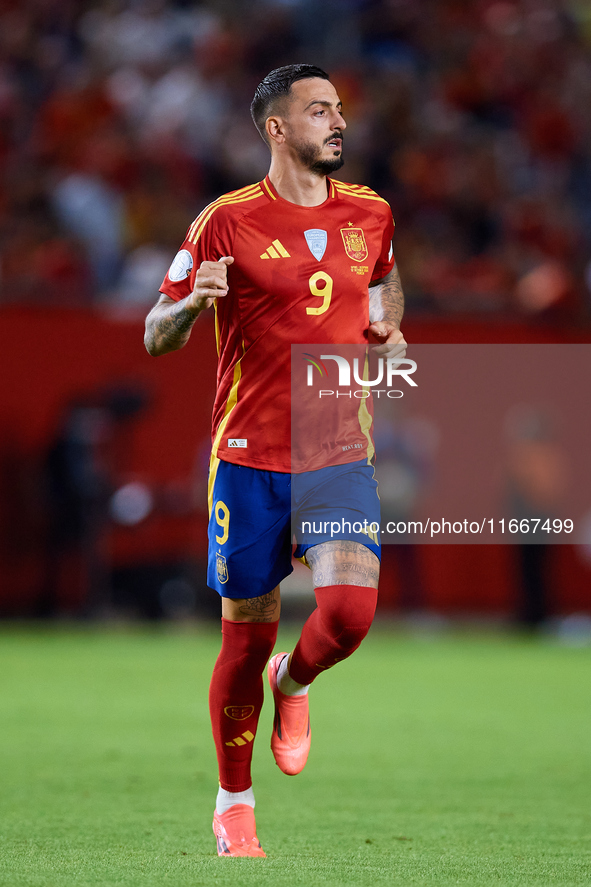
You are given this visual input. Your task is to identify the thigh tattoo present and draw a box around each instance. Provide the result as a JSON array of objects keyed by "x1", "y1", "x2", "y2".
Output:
[
  {"x1": 237, "y1": 590, "x2": 279, "y2": 622},
  {"x1": 305, "y1": 541, "x2": 379, "y2": 588}
]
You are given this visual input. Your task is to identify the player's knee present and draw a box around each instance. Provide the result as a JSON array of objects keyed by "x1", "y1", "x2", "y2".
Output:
[
  {"x1": 316, "y1": 585, "x2": 378, "y2": 652},
  {"x1": 245, "y1": 628, "x2": 277, "y2": 666},
  {"x1": 220, "y1": 618, "x2": 278, "y2": 670},
  {"x1": 334, "y1": 610, "x2": 376, "y2": 650}
]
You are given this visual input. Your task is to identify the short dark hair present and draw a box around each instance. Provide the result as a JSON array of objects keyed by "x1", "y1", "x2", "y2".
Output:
[{"x1": 250, "y1": 64, "x2": 330, "y2": 144}]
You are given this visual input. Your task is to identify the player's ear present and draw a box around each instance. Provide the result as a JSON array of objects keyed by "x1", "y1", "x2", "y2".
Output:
[{"x1": 266, "y1": 115, "x2": 285, "y2": 146}]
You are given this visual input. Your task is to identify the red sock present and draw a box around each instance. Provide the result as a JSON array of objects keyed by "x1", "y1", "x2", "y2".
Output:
[
  {"x1": 288, "y1": 585, "x2": 378, "y2": 686},
  {"x1": 209, "y1": 618, "x2": 278, "y2": 792}
]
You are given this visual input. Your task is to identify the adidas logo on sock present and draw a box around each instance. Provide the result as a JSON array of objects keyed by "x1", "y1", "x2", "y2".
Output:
[{"x1": 225, "y1": 730, "x2": 255, "y2": 747}]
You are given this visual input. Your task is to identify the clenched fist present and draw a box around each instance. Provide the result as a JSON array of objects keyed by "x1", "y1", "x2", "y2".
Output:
[
  {"x1": 368, "y1": 321, "x2": 407, "y2": 361},
  {"x1": 187, "y1": 256, "x2": 234, "y2": 313}
]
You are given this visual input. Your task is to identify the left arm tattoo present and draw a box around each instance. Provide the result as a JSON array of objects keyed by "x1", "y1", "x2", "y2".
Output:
[{"x1": 369, "y1": 265, "x2": 405, "y2": 328}]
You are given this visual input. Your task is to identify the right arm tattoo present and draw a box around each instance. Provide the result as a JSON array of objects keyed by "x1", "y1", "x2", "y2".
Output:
[
  {"x1": 144, "y1": 297, "x2": 200, "y2": 356},
  {"x1": 369, "y1": 284, "x2": 384, "y2": 323}
]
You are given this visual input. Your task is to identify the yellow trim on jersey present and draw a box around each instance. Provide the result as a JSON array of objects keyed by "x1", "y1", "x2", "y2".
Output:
[
  {"x1": 335, "y1": 181, "x2": 378, "y2": 194},
  {"x1": 357, "y1": 354, "x2": 375, "y2": 465},
  {"x1": 335, "y1": 182, "x2": 387, "y2": 203},
  {"x1": 187, "y1": 183, "x2": 262, "y2": 241},
  {"x1": 207, "y1": 454, "x2": 221, "y2": 518},
  {"x1": 213, "y1": 301, "x2": 220, "y2": 356},
  {"x1": 334, "y1": 183, "x2": 389, "y2": 206},
  {"x1": 189, "y1": 187, "x2": 264, "y2": 245},
  {"x1": 189, "y1": 188, "x2": 264, "y2": 246},
  {"x1": 262, "y1": 178, "x2": 276, "y2": 200},
  {"x1": 207, "y1": 345, "x2": 245, "y2": 515},
  {"x1": 334, "y1": 183, "x2": 385, "y2": 197},
  {"x1": 188, "y1": 182, "x2": 261, "y2": 232},
  {"x1": 358, "y1": 395, "x2": 375, "y2": 464}
]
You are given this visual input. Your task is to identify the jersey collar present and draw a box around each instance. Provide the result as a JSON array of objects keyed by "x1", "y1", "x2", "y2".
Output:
[{"x1": 262, "y1": 175, "x2": 337, "y2": 205}]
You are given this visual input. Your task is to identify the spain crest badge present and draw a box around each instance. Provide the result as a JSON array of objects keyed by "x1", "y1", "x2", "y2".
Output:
[
  {"x1": 224, "y1": 704, "x2": 255, "y2": 720},
  {"x1": 216, "y1": 552, "x2": 228, "y2": 584},
  {"x1": 341, "y1": 227, "x2": 368, "y2": 262}
]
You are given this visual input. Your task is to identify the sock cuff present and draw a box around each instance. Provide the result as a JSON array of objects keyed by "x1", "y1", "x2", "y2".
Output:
[
  {"x1": 313, "y1": 584, "x2": 378, "y2": 589},
  {"x1": 318, "y1": 587, "x2": 378, "y2": 657},
  {"x1": 221, "y1": 617, "x2": 278, "y2": 638},
  {"x1": 314, "y1": 584, "x2": 379, "y2": 600}
]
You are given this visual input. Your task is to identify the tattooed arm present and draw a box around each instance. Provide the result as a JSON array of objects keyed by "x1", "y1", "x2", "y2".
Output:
[
  {"x1": 144, "y1": 256, "x2": 234, "y2": 356},
  {"x1": 368, "y1": 264, "x2": 404, "y2": 327},
  {"x1": 367, "y1": 264, "x2": 407, "y2": 360}
]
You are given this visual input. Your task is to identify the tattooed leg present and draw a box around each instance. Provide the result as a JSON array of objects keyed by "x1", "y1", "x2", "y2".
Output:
[
  {"x1": 286, "y1": 543, "x2": 379, "y2": 686},
  {"x1": 222, "y1": 585, "x2": 281, "y2": 623},
  {"x1": 305, "y1": 541, "x2": 380, "y2": 589}
]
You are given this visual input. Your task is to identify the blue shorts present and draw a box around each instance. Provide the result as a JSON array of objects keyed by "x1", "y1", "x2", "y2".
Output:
[{"x1": 207, "y1": 458, "x2": 380, "y2": 599}]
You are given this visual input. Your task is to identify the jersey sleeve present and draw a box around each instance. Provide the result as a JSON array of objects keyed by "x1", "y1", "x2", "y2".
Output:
[
  {"x1": 159, "y1": 206, "x2": 234, "y2": 302},
  {"x1": 370, "y1": 204, "x2": 396, "y2": 282}
]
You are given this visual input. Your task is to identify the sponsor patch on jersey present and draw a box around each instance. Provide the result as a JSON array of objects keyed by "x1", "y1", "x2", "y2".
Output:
[
  {"x1": 216, "y1": 552, "x2": 229, "y2": 584},
  {"x1": 341, "y1": 227, "x2": 368, "y2": 262},
  {"x1": 228, "y1": 438, "x2": 247, "y2": 448},
  {"x1": 224, "y1": 705, "x2": 255, "y2": 721},
  {"x1": 304, "y1": 229, "x2": 327, "y2": 262},
  {"x1": 167, "y1": 248, "x2": 193, "y2": 282}
]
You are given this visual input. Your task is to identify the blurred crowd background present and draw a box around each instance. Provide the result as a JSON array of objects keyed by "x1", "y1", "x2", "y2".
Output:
[
  {"x1": 1, "y1": 0, "x2": 591, "y2": 318},
  {"x1": 1, "y1": 0, "x2": 591, "y2": 627}
]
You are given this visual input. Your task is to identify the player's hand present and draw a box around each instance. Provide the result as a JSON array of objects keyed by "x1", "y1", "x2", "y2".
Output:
[
  {"x1": 187, "y1": 256, "x2": 234, "y2": 313},
  {"x1": 368, "y1": 322, "x2": 407, "y2": 360}
]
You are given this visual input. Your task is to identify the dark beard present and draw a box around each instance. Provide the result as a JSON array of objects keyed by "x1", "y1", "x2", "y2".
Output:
[
  {"x1": 294, "y1": 137, "x2": 344, "y2": 175},
  {"x1": 310, "y1": 155, "x2": 345, "y2": 175}
]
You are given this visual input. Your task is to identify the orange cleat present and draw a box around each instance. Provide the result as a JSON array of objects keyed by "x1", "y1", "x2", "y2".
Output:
[
  {"x1": 267, "y1": 652, "x2": 311, "y2": 776},
  {"x1": 212, "y1": 804, "x2": 266, "y2": 857}
]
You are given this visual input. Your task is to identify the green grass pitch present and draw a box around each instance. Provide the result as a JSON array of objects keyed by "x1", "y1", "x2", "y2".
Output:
[{"x1": 0, "y1": 624, "x2": 590, "y2": 886}]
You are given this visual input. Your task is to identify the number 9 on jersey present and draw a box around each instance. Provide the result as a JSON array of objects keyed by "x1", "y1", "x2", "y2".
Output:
[
  {"x1": 306, "y1": 272, "x2": 333, "y2": 316},
  {"x1": 215, "y1": 500, "x2": 230, "y2": 545}
]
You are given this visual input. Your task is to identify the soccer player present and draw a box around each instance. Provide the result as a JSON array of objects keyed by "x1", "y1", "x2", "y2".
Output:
[{"x1": 144, "y1": 64, "x2": 406, "y2": 857}]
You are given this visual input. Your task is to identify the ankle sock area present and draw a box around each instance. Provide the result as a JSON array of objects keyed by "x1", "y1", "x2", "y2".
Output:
[
  {"x1": 276, "y1": 653, "x2": 309, "y2": 696},
  {"x1": 216, "y1": 785, "x2": 255, "y2": 814}
]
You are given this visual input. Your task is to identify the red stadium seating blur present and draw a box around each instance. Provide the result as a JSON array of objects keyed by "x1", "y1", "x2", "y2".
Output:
[{"x1": 1, "y1": 1, "x2": 590, "y2": 617}]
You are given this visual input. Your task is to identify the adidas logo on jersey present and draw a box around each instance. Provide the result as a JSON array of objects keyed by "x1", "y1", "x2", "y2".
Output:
[{"x1": 260, "y1": 239, "x2": 290, "y2": 259}]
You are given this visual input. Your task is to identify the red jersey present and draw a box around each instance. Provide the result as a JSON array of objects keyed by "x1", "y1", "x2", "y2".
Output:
[{"x1": 160, "y1": 176, "x2": 395, "y2": 473}]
